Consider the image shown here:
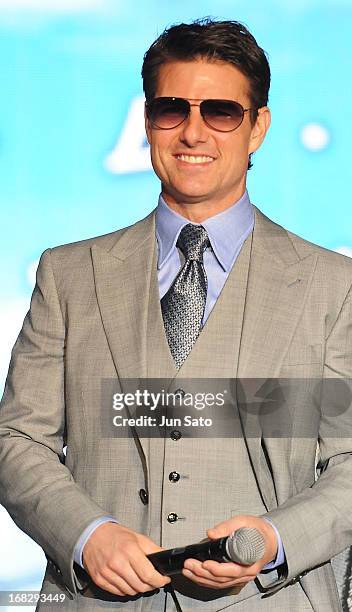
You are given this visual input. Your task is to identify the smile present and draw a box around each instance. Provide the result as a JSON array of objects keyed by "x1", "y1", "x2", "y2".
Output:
[{"x1": 176, "y1": 154, "x2": 214, "y2": 164}]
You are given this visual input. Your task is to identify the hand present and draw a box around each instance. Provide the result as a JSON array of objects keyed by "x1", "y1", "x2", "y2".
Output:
[
  {"x1": 82, "y1": 522, "x2": 171, "y2": 596},
  {"x1": 182, "y1": 515, "x2": 278, "y2": 590}
]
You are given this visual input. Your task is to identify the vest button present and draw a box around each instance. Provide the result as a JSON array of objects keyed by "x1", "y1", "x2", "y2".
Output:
[
  {"x1": 169, "y1": 471, "x2": 180, "y2": 482},
  {"x1": 170, "y1": 430, "x2": 182, "y2": 441},
  {"x1": 167, "y1": 512, "x2": 178, "y2": 523},
  {"x1": 139, "y1": 488, "x2": 149, "y2": 505}
]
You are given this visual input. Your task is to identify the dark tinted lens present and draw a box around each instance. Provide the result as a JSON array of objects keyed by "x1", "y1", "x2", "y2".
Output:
[
  {"x1": 148, "y1": 98, "x2": 189, "y2": 129},
  {"x1": 201, "y1": 100, "x2": 244, "y2": 131}
]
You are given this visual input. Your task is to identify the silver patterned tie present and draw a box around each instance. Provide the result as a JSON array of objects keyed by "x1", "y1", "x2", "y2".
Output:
[{"x1": 161, "y1": 224, "x2": 210, "y2": 369}]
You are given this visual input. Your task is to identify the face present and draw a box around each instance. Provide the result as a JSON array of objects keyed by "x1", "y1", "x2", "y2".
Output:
[{"x1": 145, "y1": 59, "x2": 270, "y2": 219}]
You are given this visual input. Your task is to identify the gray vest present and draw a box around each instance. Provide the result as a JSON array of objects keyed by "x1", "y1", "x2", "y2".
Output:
[{"x1": 145, "y1": 235, "x2": 268, "y2": 609}]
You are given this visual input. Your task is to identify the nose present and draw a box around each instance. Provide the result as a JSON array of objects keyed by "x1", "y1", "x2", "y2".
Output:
[{"x1": 179, "y1": 104, "x2": 209, "y2": 146}]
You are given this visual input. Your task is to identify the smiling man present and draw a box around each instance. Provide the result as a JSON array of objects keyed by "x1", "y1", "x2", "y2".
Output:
[{"x1": 1, "y1": 18, "x2": 352, "y2": 612}]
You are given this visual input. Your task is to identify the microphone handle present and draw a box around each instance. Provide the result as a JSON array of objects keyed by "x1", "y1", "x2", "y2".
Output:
[{"x1": 147, "y1": 537, "x2": 230, "y2": 576}]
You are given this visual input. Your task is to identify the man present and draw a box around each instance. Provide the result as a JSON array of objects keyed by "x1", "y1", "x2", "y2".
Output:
[{"x1": 0, "y1": 18, "x2": 352, "y2": 612}]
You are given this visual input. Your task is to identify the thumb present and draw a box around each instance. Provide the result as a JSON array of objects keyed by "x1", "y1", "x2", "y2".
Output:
[
  {"x1": 207, "y1": 515, "x2": 249, "y2": 540},
  {"x1": 137, "y1": 534, "x2": 165, "y2": 555},
  {"x1": 207, "y1": 519, "x2": 235, "y2": 539}
]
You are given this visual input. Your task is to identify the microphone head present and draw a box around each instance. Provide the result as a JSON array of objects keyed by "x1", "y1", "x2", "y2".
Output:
[{"x1": 226, "y1": 527, "x2": 266, "y2": 565}]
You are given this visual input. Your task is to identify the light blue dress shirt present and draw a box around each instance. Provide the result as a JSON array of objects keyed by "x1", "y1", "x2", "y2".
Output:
[
  {"x1": 156, "y1": 190, "x2": 254, "y2": 321},
  {"x1": 74, "y1": 191, "x2": 285, "y2": 571}
]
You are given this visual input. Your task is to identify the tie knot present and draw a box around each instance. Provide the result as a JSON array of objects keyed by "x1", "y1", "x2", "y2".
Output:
[{"x1": 177, "y1": 224, "x2": 209, "y2": 261}]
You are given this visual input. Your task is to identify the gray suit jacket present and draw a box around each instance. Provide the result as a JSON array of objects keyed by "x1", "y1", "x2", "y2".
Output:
[{"x1": 0, "y1": 207, "x2": 352, "y2": 611}]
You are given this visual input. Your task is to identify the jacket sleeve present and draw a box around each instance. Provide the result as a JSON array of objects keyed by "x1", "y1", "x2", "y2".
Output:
[
  {"x1": 259, "y1": 282, "x2": 352, "y2": 593},
  {"x1": 0, "y1": 249, "x2": 109, "y2": 595}
]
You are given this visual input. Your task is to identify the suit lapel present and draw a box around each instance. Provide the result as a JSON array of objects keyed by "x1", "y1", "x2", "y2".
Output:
[
  {"x1": 91, "y1": 212, "x2": 156, "y2": 381},
  {"x1": 92, "y1": 211, "x2": 175, "y2": 466},
  {"x1": 237, "y1": 208, "x2": 318, "y2": 510},
  {"x1": 145, "y1": 255, "x2": 178, "y2": 379},
  {"x1": 238, "y1": 209, "x2": 318, "y2": 378}
]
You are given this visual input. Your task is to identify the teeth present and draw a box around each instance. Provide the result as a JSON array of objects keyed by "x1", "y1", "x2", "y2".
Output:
[{"x1": 177, "y1": 154, "x2": 213, "y2": 164}]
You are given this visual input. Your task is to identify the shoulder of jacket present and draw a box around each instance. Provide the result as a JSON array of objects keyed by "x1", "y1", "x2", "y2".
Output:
[
  {"x1": 45, "y1": 210, "x2": 156, "y2": 265},
  {"x1": 287, "y1": 229, "x2": 352, "y2": 276},
  {"x1": 254, "y1": 205, "x2": 352, "y2": 278}
]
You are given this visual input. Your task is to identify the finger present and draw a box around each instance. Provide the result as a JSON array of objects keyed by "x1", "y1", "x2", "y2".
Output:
[
  {"x1": 182, "y1": 569, "x2": 245, "y2": 590},
  {"x1": 203, "y1": 560, "x2": 241, "y2": 578},
  {"x1": 105, "y1": 563, "x2": 157, "y2": 595},
  {"x1": 202, "y1": 559, "x2": 260, "y2": 578},
  {"x1": 183, "y1": 561, "x2": 232, "y2": 583},
  {"x1": 184, "y1": 558, "x2": 244, "y2": 581},
  {"x1": 184, "y1": 559, "x2": 258, "y2": 587},
  {"x1": 91, "y1": 572, "x2": 128, "y2": 597},
  {"x1": 128, "y1": 552, "x2": 171, "y2": 589}
]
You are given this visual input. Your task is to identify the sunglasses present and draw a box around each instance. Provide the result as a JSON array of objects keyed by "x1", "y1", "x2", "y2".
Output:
[{"x1": 145, "y1": 97, "x2": 256, "y2": 132}]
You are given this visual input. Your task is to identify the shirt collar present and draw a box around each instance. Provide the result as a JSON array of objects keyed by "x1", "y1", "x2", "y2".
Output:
[{"x1": 155, "y1": 190, "x2": 254, "y2": 272}]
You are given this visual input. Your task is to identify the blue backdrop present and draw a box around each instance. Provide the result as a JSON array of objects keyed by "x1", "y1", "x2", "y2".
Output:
[{"x1": 1, "y1": 1, "x2": 351, "y2": 607}]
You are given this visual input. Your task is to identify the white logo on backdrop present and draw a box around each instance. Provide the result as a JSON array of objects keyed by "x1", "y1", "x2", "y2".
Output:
[{"x1": 105, "y1": 96, "x2": 152, "y2": 174}]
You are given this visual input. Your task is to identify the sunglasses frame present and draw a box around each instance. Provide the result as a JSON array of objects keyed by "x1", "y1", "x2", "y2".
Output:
[{"x1": 145, "y1": 96, "x2": 256, "y2": 132}]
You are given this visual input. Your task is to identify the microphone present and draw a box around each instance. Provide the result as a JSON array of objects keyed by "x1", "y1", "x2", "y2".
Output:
[{"x1": 147, "y1": 527, "x2": 265, "y2": 576}]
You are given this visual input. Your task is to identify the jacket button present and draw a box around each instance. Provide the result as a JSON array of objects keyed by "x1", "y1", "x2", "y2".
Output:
[
  {"x1": 169, "y1": 471, "x2": 180, "y2": 482},
  {"x1": 170, "y1": 430, "x2": 182, "y2": 441},
  {"x1": 167, "y1": 512, "x2": 178, "y2": 523},
  {"x1": 139, "y1": 488, "x2": 149, "y2": 505}
]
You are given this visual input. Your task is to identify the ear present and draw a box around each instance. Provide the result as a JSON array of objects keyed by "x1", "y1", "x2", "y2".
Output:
[
  {"x1": 248, "y1": 106, "x2": 271, "y2": 155},
  {"x1": 144, "y1": 106, "x2": 151, "y2": 145}
]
